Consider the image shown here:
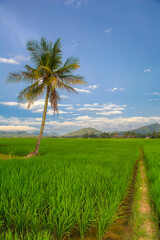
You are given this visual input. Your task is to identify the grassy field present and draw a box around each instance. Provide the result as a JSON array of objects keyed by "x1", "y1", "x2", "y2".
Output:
[
  {"x1": 143, "y1": 140, "x2": 160, "y2": 223},
  {"x1": 0, "y1": 138, "x2": 141, "y2": 240}
]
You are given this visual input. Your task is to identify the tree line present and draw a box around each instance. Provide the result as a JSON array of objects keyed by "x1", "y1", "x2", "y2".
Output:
[{"x1": 65, "y1": 131, "x2": 160, "y2": 139}]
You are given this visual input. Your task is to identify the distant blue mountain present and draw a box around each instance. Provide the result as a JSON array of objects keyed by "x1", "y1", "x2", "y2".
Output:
[
  {"x1": 0, "y1": 130, "x2": 59, "y2": 137},
  {"x1": 132, "y1": 123, "x2": 160, "y2": 134}
]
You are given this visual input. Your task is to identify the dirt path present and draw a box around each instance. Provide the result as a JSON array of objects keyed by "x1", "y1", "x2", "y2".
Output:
[
  {"x1": 137, "y1": 149, "x2": 159, "y2": 240},
  {"x1": 0, "y1": 153, "x2": 13, "y2": 160},
  {"x1": 82, "y1": 149, "x2": 159, "y2": 240},
  {"x1": 132, "y1": 149, "x2": 158, "y2": 240}
]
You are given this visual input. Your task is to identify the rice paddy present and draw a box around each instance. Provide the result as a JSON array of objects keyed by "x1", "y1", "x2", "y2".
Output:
[
  {"x1": 1, "y1": 138, "x2": 160, "y2": 239},
  {"x1": 143, "y1": 140, "x2": 160, "y2": 221}
]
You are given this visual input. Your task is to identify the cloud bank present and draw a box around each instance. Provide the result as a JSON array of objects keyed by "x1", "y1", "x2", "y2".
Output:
[{"x1": 0, "y1": 55, "x2": 29, "y2": 65}]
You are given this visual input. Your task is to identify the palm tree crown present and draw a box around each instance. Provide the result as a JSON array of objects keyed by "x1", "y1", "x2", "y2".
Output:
[{"x1": 7, "y1": 37, "x2": 86, "y2": 156}]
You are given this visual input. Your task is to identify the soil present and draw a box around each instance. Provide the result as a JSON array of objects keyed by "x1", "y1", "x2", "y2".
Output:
[
  {"x1": 0, "y1": 153, "x2": 11, "y2": 160},
  {"x1": 137, "y1": 150, "x2": 158, "y2": 240}
]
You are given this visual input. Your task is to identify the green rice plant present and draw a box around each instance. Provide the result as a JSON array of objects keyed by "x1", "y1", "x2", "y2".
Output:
[
  {"x1": 76, "y1": 195, "x2": 95, "y2": 239},
  {"x1": 0, "y1": 230, "x2": 53, "y2": 240},
  {"x1": 0, "y1": 138, "x2": 140, "y2": 239},
  {"x1": 142, "y1": 139, "x2": 160, "y2": 217}
]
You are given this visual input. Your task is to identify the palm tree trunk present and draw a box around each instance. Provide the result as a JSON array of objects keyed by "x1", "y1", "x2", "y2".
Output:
[{"x1": 34, "y1": 86, "x2": 50, "y2": 156}]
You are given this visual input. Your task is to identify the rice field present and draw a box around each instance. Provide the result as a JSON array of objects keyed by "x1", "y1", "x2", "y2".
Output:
[
  {"x1": 143, "y1": 140, "x2": 160, "y2": 219},
  {"x1": 0, "y1": 138, "x2": 141, "y2": 240}
]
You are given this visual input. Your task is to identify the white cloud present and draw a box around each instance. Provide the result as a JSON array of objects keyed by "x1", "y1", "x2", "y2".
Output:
[
  {"x1": 0, "y1": 55, "x2": 29, "y2": 65},
  {"x1": 1, "y1": 114, "x2": 160, "y2": 135},
  {"x1": 0, "y1": 101, "x2": 18, "y2": 106},
  {"x1": 61, "y1": 95, "x2": 69, "y2": 99},
  {"x1": 96, "y1": 110, "x2": 122, "y2": 116},
  {"x1": 31, "y1": 109, "x2": 43, "y2": 113},
  {"x1": 144, "y1": 69, "x2": 151, "y2": 72},
  {"x1": 31, "y1": 109, "x2": 68, "y2": 115},
  {"x1": 74, "y1": 88, "x2": 91, "y2": 93},
  {"x1": 14, "y1": 55, "x2": 30, "y2": 61},
  {"x1": 75, "y1": 115, "x2": 92, "y2": 121},
  {"x1": 83, "y1": 103, "x2": 99, "y2": 107},
  {"x1": 104, "y1": 29, "x2": 111, "y2": 33},
  {"x1": 59, "y1": 104, "x2": 73, "y2": 107},
  {"x1": 77, "y1": 107, "x2": 100, "y2": 111},
  {"x1": 72, "y1": 40, "x2": 79, "y2": 47},
  {"x1": 0, "y1": 125, "x2": 37, "y2": 131},
  {"x1": 0, "y1": 57, "x2": 19, "y2": 65},
  {"x1": 147, "y1": 99, "x2": 160, "y2": 102},
  {"x1": 150, "y1": 92, "x2": 160, "y2": 95},
  {"x1": 45, "y1": 116, "x2": 160, "y2": 133},
  {"x1": 65, "y1": 107, "x2": 73, "y2": 110},
  {"x1": 59, "y1": 110, "x2": 68, "y2": 114},
  {"x1": 88, "y1": 85, "x2": 98, "y2": 89},
  {"x1": 145, "y1": 92, "x2": 160, "y2": 95},
  {"x1": 47, "y1": 110, "x2": 67, "y2": 115},
  {"x1": 77, "y1": 103, "x2": 126, "y2": 112},
  {"x1": 64, "y1": 0, "x2": 88, "y2": 8},
  {"x1": 108, "y1": 87, "x2": 124, "y2": 93},
  {"x1": 0, "y1": 100, "x2": 73, "y2": 111},
  {"x1": 65, "y1": 0, "x2": 75, "y2": 5},
  {"x1": 0, "y1": 100, "x2": 126, "y2": 118}
]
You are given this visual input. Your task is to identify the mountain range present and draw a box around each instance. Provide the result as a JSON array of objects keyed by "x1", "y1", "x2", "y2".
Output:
[
  {"x1": 132, "y1": 123, "x2": 160, "y2": 135},
  {"x1": 0, "y1": 131, "x2": 58, "y2": 137},
  {"x1": 63, "y1": 127, "x2": 103, "y2": 137},
  {"x1": 0, "y1": 123, "x2": 160, "y2": 138},
  {"x1": 62, "y1": 123, "x2": 160, "y2": 137}
]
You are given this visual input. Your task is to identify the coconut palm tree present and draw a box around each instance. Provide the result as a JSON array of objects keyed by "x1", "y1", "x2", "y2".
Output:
[{"x1": 7, "y1": 37, "x2": 86, "y2": 156}]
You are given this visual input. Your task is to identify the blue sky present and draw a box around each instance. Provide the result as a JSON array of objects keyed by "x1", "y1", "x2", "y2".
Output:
[{"x1": 1, "y1": 0, "x2": 160, "y2": 134}]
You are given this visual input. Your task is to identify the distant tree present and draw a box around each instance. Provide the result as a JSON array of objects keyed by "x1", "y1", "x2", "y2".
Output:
[
  {"x1": 7, "y1": 37, "x2": 85, "y2": 156},
  {"x1": 82, "y1": 133, "x2": 90, "y2": 138},
  {"x1": 90, "y1": 131, "x2": 97, "y2": 138},
  {"x1": 150, "y1": 131, "x2": 160, "y2": 138},
  {"x1": 151, "y1": 131, "x2": 157, "y2": 138},
  {"x1": 122, "y1": 131, "x2": 132, "y2": 138},
  {"x1": 99, "y1": 132, "x2": 111, "y2": 138}
]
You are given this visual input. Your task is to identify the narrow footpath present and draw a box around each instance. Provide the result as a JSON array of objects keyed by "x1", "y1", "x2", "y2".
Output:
[
  {"x1": 100, "y1": 148, "x2": 159, "y2": 240},
  {"x1": 132, "y1": 149, "x2": 159, "y2": 240}
]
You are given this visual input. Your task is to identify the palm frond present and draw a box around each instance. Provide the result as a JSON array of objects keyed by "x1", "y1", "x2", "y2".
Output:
[
  {"x1": 50, "y1": 38, "x2": 62, "y2": 70},
  {"x1": 64, "y1": 56, "x2": 79, "y2": 66},
  {"x1": 44, "y1": 76, "x2": 59, "y2": 88},
  {"x1": 18, "y1": 81, "x2": 45, "y2": 108},
  {"x1": 59, "y1": 74, "x2": 86, "y2": 85},
  {"x1": 53, "y1": 38, "x2": 62, "y2": 56},
  {"x1": 7, "y1": 68, "x2": 37, "y2": 83},
  {"x1": 26, "y1": 40, "x2": 43, "y2": 66},
  {"x1": 55, "y1": 79, "x2": 78, "y2": 94},
  {"x1": 36, "y1": 66, "x2": 53, "y2": 77},
  {"x1": 40, "y1": 37, "x2": 52, "y2": 53},
  {"x1": 54, "y1": 56, "x2": 80, "y2": 75},
  {"x1": 50, "y1": 88, "x2": 60, "y2": 114}
]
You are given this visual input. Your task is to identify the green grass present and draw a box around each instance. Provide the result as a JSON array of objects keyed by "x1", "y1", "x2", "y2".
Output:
[
  {"x1": 142, "y1": 140, "x2": 160, "y2": 231},
  {"x1": 0, "y1": 138, "x2": 140, "y2": 239}
]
